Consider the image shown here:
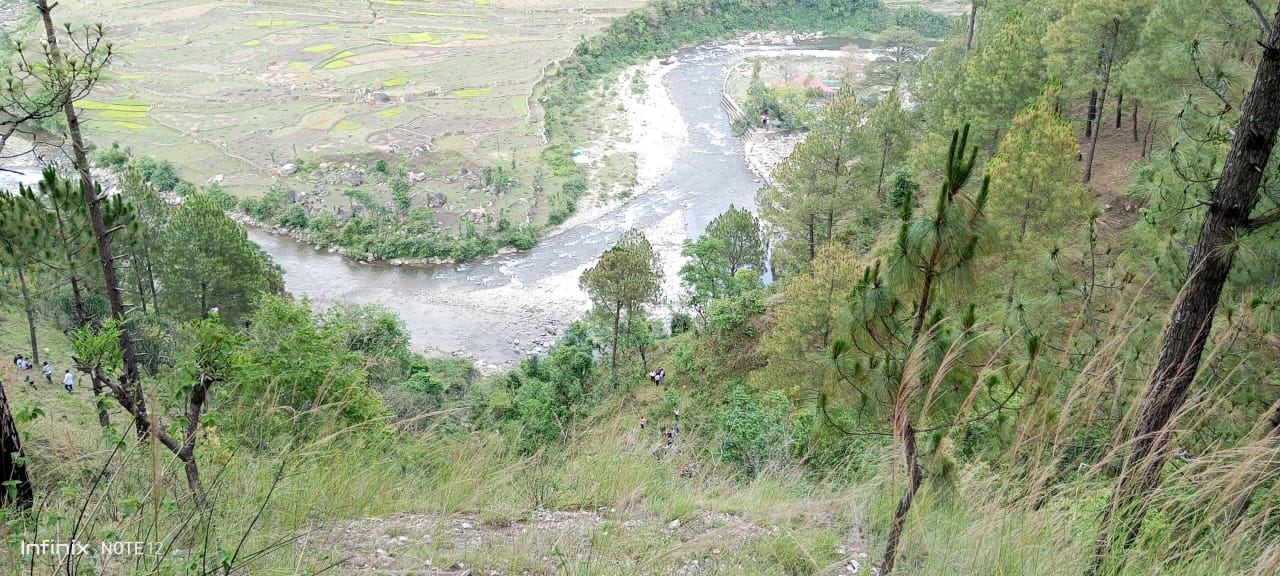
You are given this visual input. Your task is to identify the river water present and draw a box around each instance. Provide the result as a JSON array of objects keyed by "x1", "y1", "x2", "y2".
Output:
[{"x1": 250, "y1": 41, "x2": 848, "y2": 368}]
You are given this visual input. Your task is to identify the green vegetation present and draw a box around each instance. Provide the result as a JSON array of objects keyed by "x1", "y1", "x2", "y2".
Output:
[{"x1": 5, "y1": 1, "x2": 1280, "y2": 575}]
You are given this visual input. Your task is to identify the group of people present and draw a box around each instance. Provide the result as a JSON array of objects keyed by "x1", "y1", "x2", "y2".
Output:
[
  {"x1": 12, "y1": 354, "x2": 75, "y2": 392},
  {"x1": 640, "y1": 408, "x2": 683, "y2": 449},
  {"x1": 648, "y1": 367, "x2": 666, "y2": 386}
]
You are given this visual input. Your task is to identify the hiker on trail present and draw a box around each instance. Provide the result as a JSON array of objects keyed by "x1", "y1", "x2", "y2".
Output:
[
  {"x1": 42, "y1": 361, "x2": 52, "y2": 384},
  {"x1": 656, "y1": 368, "x2": 664, "y2": 385},
  {"x1": 640, "y1": 417, "x2": 647, "y2": 430},
  {"x1": 673, "y1": 408, "x2": 680, "y2": 421},
  {"x1": 664, "y1": 427, "x2": 674, "y2": 447},
  {"x1": 62, "y1": 370, "x2": 73, "y2": 393}
]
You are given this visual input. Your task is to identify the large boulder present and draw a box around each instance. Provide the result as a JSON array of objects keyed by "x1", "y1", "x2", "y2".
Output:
[
  {"x1": 345, "y1": 172, "x2": 364, "y2": 186},
  {"x1": 277, "y1": 163, "x2": 298, "y2": 177},
  {"x1": 428, "y1": 192, "x2": 447, "y2": 208}
]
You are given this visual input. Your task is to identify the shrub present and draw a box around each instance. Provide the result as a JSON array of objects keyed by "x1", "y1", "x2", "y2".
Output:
[{"x1": 275, "y1": 204, "x2": 309, "y2": 229}]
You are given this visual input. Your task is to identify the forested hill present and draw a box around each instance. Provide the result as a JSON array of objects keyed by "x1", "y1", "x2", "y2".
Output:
[{"x1": 3, "y1": 0, "x2": 1280, "y2": 575}]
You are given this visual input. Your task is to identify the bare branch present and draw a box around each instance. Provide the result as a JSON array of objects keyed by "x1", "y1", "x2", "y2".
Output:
[{"x1": 1246, "y1": 0, "x2": 1275, "y2": 38}]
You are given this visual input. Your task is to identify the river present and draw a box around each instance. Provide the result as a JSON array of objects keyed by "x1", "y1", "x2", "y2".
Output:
[{"x1": 248, "y1": 41, "x2": 853, "y2": 369}]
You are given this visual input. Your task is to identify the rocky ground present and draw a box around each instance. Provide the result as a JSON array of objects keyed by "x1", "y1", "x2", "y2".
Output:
[
  {"x1": 302, "y1": 508, "x2": 875, "y2": 575},
  {"x1": 743, "y1": 132, "x2": 804, "y2": 186}
]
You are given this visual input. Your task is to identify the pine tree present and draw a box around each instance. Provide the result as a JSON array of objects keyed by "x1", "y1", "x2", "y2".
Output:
[
  {"x1": 21, "y1": 168, "x2": 99, "y2": 327},
  {"x1": 1088, "y1": 3, "x2": 1280, "y2": 574},
  {"x1": 865, "y1": 87, "x2": 912, "y2": 201},
  {"x1": 986, "y1": 87, "x2": 1090, "y2": 299},
  {"x1": 0, "y1": 379, "x2": 32, "y2": 511},
  {"x1": 865, "y1": 27, "x2": 926, "y2": 89},
  {"x1": 0, "y1": 189, "x2": 53, "y2": 365},
  {"x1": 827, "y1": 125, "x2": 994, "y2": 575},
  {"x1": 158, "y1": 193, "x2": 282, "y2": 324},
  {"x1": 1045, "y1": 0, "x2": 1153, "y2": 182},
  {"x1": 759, "y1": 91, "x2": 867, "y2": 269}
]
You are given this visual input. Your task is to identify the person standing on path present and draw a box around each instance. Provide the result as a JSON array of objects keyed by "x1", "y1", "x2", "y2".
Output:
[
  {"x1": 42, "y1": 361, "x2": 52, "y2": 385},
  {"x1": 62, "y1": 370, "x2": 73, "y2": 393}
]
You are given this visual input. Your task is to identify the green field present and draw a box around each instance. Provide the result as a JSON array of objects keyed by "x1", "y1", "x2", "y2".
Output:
[{"x1": 44, "y1": 0, "x2": 646, "y2": 223}]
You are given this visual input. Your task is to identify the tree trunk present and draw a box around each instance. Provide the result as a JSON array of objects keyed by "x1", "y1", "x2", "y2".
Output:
[
  {"x1": 610, "y1": 301, "x2": 621, "y2": 381},
  {"x1": 1086, "y1": 89, "x2": 1097, "y2": 138},
  {"x1": 1132, "y1": 102, "x2": 1139, "y2": 142},
  {"x1": 179, "y1": 373, "x2": 211, "y2": 507},
  {"x1": 878, "y1": 419, "x2": 920, "y2": 575},
  {"x1": 1086, "y1": 7, "x2": 1280, "y2": 574},
  {"x1": 876, "y1": 144, "x2": 890, "y2": 201},
  {"x1": 965, "y1": 0, "x2": 978, "y2": 53},
  {"x1": 1115, "y1": 91, "x2": 1123, "y2": 129},
  {"x1": 37, "y1": 0, "x2": 148, "y2": 438},
  {"x1": 16, "y1": 265, "x2": 39, "y2": 365},
  {"x1": 1083, "y1": 21, "x2": 1119, "y2": 184},
  {"x1": 0, "y1": 380, "x2": 33, "y2": 511},
  {"x1": 50, "y1": 198, "x2": 88, "y2": 326},
  {"x1": 91, "y1": 379, "x2": 111, "y2": 429},
  {"x1": 806, "y1": 213, "x2": 816, "y2": 262}
]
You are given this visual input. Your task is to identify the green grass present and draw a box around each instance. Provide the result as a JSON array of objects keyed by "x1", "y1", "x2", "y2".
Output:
[
  {"x1": 386, "y1": 32, "x2": 439, "y2": 44},
  {"x1": 303, "y1": 43, "x2": 337, "y2": 52},
  {"x1": 74, "y1": 100, "x2": 151, "y2": 112},
  {"x1": 240, "y1": 39, "x2": 261, "y2": 46},
  {"x1": 252, "y1": 19, "x2": 298, "y2": 27},
  {"x1": 112, "y1": 121, "x2": 149, "y2": 130},
  {"x1": 412, "y1": 11, "x2": 483, "y2": 17},
  {"x1": 323, "y1": 60, "x2": 352, "y2": 69},
  {"x1": 335, "y1": 120, "x2": 360, "y2": 130},
  {"x1": 453, "y1": 87, "x2": 492, "y2": 98},
  {"x1": 100, "y1": 110, "x2": 148, "y2": 119},
  {"x1": 384, "y1": 76, "x2": 409, "y2": 87},
  {"x1": 377, "y1": 107, "x2": 404, "y2": 118}
]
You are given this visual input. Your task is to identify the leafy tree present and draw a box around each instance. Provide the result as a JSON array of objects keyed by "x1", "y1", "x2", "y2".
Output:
[
  {"x1": 718, "y1": 386, "x2": 791, "y2": 475},
  {"x1": 679, "y1": 205, "x2": 766, "y2": 313},
  {"x1": 230, "y1": 296, "x2": 389, "y2": 437},
  {"x1": 391, "y1": 177, "x2": 412, "y2": 215},
  {"x1": 158, "y1": 193, "x2": 282, "y2": 324},
  {"x1": 579, "y1": 229, "x2": 663, "y2": 379},
  {"x1": 275, "y1": 204, "x2": 309, "y2": 229}
]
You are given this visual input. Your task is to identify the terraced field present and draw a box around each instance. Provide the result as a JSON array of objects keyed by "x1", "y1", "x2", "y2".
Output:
[{"x1": 47, "y1": 0, "x2": 644, "y2": 205}]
